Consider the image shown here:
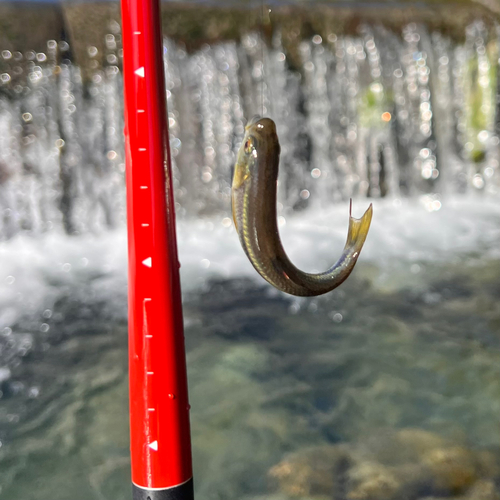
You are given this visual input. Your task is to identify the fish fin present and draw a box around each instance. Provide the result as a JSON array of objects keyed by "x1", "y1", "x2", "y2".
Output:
[{"x1": 345, "y1": 200, "x2": 373, "y2": 250}]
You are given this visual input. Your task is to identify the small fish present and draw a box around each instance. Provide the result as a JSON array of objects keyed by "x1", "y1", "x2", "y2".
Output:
[{"x1": 231, "y1": 116, "x2": 373, "y2": 297}]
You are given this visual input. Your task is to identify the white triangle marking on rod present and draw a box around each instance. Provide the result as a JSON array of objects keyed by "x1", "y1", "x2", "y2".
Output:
[
  {"x1": 135, "y1": 67, "x2": 145, "y2": 78},
  {"x1": 142, "y1": 257, "x2": 152, "y2": 268},
  {"x1": 148, "y1": 440, "x2": 158, "y2": 451}
]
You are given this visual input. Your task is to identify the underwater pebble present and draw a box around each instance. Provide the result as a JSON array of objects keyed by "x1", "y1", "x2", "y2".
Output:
[{"x1": 268, "y1": 428, "x2": 500, "y2": 500}]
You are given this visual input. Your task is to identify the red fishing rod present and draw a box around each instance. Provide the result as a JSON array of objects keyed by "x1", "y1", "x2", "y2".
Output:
[{"x1": 121, "y1": 0, "x2": 193, "y2": 497}]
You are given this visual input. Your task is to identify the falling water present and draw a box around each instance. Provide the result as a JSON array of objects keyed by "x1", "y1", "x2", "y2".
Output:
[{"x1": 0, "y1": 17, "x2": 499, "y2": 238}]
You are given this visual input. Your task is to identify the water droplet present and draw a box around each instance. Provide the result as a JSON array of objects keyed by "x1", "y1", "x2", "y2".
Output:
[
  {"x1": 366, "y1": 39, "x2": 376, "y2": 51},
  {"x1": 421, "y1": 167, "x2": 433, "y2": 180},
  {"x1": 477, "y1": 130, "x2": 489, "y2": 144},
  {"x1": 421, "y1": 110, "x2": 432, "y2": 122},
  {"x1": 168, "y1": 393, "x2": 176, "y2": 399},
  {"x1": 330, "y1": 312, "x2": 343, "y2": 323},
  {"x1": 301, "y1": 57, "x2": 315, "y2": 73},
  {"x1": 427, "y1": 199, "x2": 441, "y2": 212},
  {"x1": 200, "y1": 259, "x2": 210, "y2": 269},
  {"x1": 5, "y1": 276, "x2": 15, "y2": 285},
  {"x1": 28, "y1": 387, "x2": 40, "y2": 398},
  {"x1": 411, "y1": 264, "x2": 421, "y2": 274},
  {"x1": 472, "y1": 174, "x2": 484, "y2": 189}
]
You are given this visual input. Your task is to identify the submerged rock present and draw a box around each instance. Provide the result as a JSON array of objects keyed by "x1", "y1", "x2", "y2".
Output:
[
  {"x1": 423, "y1": 446, "x2": 479, "y2": 494},
  {"x1": 347, "y1": 461, "x2": 402, "y2": 500},
  {"x1": 269, "y1": 445, "x2": 351, "y2": 498},
  {"x1": 462, "y1": 479, "x2": 500, "y2": 500},
  {"x1": 268, "y1": 428, "x2": 500, "y2": 500}
]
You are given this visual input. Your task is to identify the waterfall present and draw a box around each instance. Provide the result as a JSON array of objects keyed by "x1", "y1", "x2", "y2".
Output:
[{"x1": 0, "y1": 17, "x2": 499, "y2": 239}]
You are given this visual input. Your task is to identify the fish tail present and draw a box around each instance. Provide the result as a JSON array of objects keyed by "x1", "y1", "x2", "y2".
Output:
[{"x1": 345, "y1": 200, "x2": 373, "y2": 250}]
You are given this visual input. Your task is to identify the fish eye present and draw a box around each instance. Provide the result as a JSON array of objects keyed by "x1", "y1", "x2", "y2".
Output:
[{"x1": 244, "y1": 138, "x2": 254, "y2": 154}]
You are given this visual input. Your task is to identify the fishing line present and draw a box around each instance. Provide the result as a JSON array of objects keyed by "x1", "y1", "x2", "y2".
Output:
[{"x1": 260, "y1": 0, "x2": 265, "y2": 117}]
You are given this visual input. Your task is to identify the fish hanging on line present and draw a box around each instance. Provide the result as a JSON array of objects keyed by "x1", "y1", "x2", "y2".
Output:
[{"x1": 231, "y1": 116, "x2": 373, "y2": 297}]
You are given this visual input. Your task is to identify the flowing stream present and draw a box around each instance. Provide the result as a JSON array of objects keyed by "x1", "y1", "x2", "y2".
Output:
[{"x1": 0, "y1": 4, "x2": 500, "y2": 499}]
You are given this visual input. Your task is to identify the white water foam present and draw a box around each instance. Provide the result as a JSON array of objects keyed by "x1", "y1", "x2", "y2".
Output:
[
  {"x1": 0, "y1": 196, "x2": 499, "y2": 338},
  {"x1": 179, "y1": 196, "x2": 500, "y2": 287}
]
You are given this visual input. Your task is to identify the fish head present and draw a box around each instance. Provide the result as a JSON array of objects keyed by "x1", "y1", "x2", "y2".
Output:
[{"x1": 233, "y1": 116, "x2": 280, "y2": 189}]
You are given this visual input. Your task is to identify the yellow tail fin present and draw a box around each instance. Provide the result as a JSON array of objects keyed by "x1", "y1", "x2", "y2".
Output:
[{"x1": 346, "y1": 200, "x2": 373, "y2": 250}]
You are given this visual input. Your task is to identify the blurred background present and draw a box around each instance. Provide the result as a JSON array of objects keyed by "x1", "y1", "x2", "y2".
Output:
[{"x1": 1, "y1": 0, "x2": 500, "y2": 498}]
